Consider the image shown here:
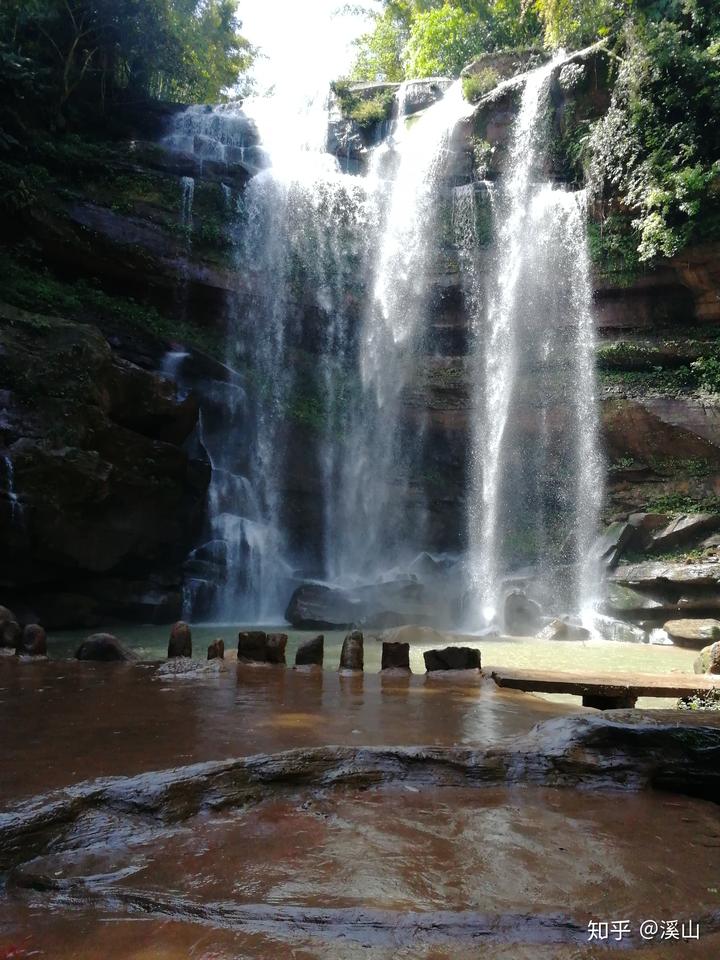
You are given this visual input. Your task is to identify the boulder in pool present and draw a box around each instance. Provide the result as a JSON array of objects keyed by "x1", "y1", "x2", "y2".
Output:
[
  {"x1": 424, "y1": 646, "x2": 481, "y2": 671},
  {"x1": 664, "y1": 618, "x2": 720, "y2": 649},
  {"x1": 168, "y1": 620, "x2": 192, "y2": 658},
  {"x1": 16, "y1": 623, "x2": 47, "y2": 657},
  {"x1": 285, "y1": 583, "x2": 358, "y2": 629},
  {"x1": 536, "y1": 618, "x2": 590, "y2": 642},
  {"x1": 504, "y1": 590, "x2": 542, "y2": 636},
  {"x1": 339, "y1": 630, "x2": 364, "y2": 672},
  {"x1": 76, "y1": 633, "x2": 138, "y2": 662},
  {"x1": 295, "y1": 634, "x2": 324, "y2": 667}
]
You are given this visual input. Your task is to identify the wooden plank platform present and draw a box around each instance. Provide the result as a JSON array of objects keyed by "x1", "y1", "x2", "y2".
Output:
[{"x1": 489, "y1": 667, "x2": 720, "y2": 710}]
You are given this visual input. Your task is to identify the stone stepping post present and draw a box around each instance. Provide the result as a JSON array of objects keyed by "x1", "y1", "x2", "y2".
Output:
[
  {"x1": 381, "y1": 641, "x2": 410, "y2": 672},
  {"x1": 237, "y1": 631, "x2": 287, "y2": 665},
  {"x1": 424, "y1": 646, "x2": 481, "y2": 671},
  {"x1": 339, "y1": 630, "x2": 363, "y2": 673},
  {"x1": 168, "y1": 621, "x2": 192, "y2": 658},
  {"x1": 207, "y1": 638, "x2": 225, "y2": 660},
  {"x1": 295, "y1": 634, "x2": 324, "y2": 668}
]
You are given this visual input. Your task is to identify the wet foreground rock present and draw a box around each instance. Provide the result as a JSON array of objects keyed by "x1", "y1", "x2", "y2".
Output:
[{"x1": 15, "y1": 623, "x2": 47, "y2": 657}]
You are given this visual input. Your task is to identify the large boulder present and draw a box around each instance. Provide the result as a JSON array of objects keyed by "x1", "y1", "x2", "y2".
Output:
[
  {"x1": 339, "y1": 631, "x2": 364, "y2": 672},
  {"x1": 593, "y1": 614, "x2": 647, "y2": 645},
  {"x1": 503, "y1": 590, "x2": 543, "y2": 636},
  {"x1": 694, "y1": 642, "x2": 720, "y2": 675},
  {"x1": 295, "y1": 634, "x2": 324, "y2": 667},
  {"x1": 424, "y1": 646, "x2": 481, "y2": 671},
  {"x1": 285, "y1": 584, "x2": 359, "y2": 629},
  {"x1": 168, "y1": 620, "x2": 192, "y2": 658},
  {"x1": 16, "y1": 623, "x2": 47, "y2": 657},
  {"x1": 75, "y1": 633, "x2": 138, "y2": 662},
  {"x1": 285, "y1": 579, "x2": 439, "y2": 630},
  {"x1": 664, "y1": 619, "x2": 720, "y2": 650},
  {"x1": 536, "y1": 619, "x2": 590, "y2": 642}
]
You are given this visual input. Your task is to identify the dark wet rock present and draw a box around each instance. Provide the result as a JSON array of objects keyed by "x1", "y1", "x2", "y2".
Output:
[
  {"x1": 75, "y1": 633, "x2": 138, "y2": 662},
  {"x1": 266, "y1": 633, "x2": 288, "y2": 665},
  {"x1": 593, "y1": 614, "x2": 647, "y2": 645},
  {"x1": 207, "y1": 638, "x2": 224, "y2": 661},
  {"x1": 381, "y1": 641, "x2": 410, "y2": 672},
  {"x1": 168, "y1": 620, "x2": 192, "y2": 658},
  {"x1": 0, "y1": 304, "x2": 209, "y2": 631},
  {"x1": 664, "y1": 618, "x2": 720, "y2": 649},
  {"x1": 237, "y1": 630, "x2": 270, "y2": 663},
  {"x1": 339, "y1": 630, "x2": 364, "y2": 672},
  {"x1": 613, "y1": 560, "x2": 720, "y2": 588},
  {"x1": 536, "y1": 619, "x2": 590, "y2": 643},
  {"x1": 295, "y1": 634, "x2": 324, "y2": 667},
  {"x1": 236, "y1": 630, "x2": 286, "y2": 665},
  {"x1": 694, "y1": 642, "x2": 720, "y2": 675},
  {"x1": 628, "y1": 512, "x2": 671, "y2": 547},
  {"x1": 0, "y1": 605, "x2": 17, "y2": 626},
  {"x1": 285, "y1": 579, "x2": 439, "y2": 631},
  {"x1": 602, "y1": 582, "x2": 668, "y2": 620},
  {"x1": 594, "y1": 521, "x2": 639, "y2": 570},
  {"x1": 0, "y1": 618, "x2": 21, "y2": 649},
  {"x1": 285, "y1": 584, "x2": 358, "y2": 629},
  {"x1": 649, "y1": 514, "x2": 720, "y2": 553},
  {"x1": 16, "y1": 624, "x2": 47, "y2": 657},
  {"x1": 424, "y1": 646, "x2": 481, "y2": 671},
  {"x1": 503, "y1": 590, "x2": 542, "y2": 636}
]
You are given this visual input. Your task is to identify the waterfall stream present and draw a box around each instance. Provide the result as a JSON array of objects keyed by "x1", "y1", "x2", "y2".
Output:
[
  {"x1": 461, "y1": 56, "x2": 603, "y2": 626},
  {"x1": 166, "y1": 54, "x2": 601, "y2": 627}
]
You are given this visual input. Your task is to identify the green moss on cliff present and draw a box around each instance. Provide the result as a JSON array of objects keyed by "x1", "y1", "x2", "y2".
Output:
[{"x1": 0, "y1": 253, "x2": 222, "y2": 356}]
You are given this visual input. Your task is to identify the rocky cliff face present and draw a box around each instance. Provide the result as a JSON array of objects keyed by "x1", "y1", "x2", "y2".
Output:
[{"x1": 2, "y1": 58, "x2": 720, "y2": 628}]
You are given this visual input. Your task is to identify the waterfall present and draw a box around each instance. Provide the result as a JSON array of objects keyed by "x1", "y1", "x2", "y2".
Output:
[
  {"x1": 331, "y1": 81, "x2": 472, "y2": 582},
  {"x1": 463, "y1": 56, "x2": 603, "y2": 626}
]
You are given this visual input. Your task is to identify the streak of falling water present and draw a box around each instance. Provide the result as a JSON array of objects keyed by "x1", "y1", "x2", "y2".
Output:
[
  {"x1": 332, "y1": 81, "x2": 472, "y2": 582},
  {"x1": 465, "y1": 54, "x2": 603, "y2": 626},
  {"x1": 2, "y1": 454, "x2": 23, "y2": 526}
]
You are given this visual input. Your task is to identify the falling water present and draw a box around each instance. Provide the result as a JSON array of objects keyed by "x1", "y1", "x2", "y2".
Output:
[
  {"x1": 2, "y1": 454, "x2": 23, "y2": 526},
  {"x1": 464, "y1": 56, "x2": 603, "y2": 626},
  {"x1": 331, "y1": 81, "x2": 472, "y2": 582}
]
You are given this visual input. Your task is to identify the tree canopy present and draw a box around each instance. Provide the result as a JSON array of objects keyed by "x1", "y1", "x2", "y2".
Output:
[{"x1": 0, "y1": 0, "x2": 253, "y2": 133}]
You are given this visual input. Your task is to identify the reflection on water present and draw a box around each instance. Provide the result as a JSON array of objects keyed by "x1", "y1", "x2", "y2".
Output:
[{"x1": 0, "y1": 662, "x2": 577, "y2": 803}]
